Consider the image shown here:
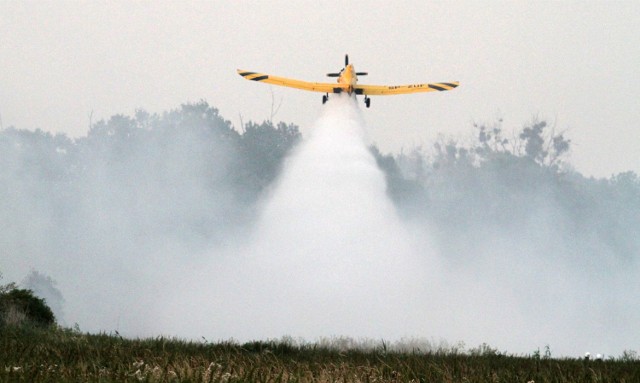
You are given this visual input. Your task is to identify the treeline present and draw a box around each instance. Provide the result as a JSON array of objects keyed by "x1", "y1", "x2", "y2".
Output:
[
  {"x1": 373, "y1": 120, "x2": 640, "y2": 267},
  {"x1": 0, "y1": 101, "x2": 300, "y2": 249},
  {"x1": 2, "y1": 100, "x2": 639, "y2": 270}
]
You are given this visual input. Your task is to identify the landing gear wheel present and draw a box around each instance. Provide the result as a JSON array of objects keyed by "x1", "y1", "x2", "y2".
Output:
[
  {"x1": 322, "y1": 94, "x2": 328, "y2": 104},
  {"x1": 364, "y1": 97, "x2": 371, "y2": 108}
]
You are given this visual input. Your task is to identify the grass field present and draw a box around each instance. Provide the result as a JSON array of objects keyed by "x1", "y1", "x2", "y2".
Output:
[{"x1": 1, "y1": 325, "x2": 639, "y2": 382}]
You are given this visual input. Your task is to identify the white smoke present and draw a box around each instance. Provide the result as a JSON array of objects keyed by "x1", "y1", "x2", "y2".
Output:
[
  {"x1": 156, "y1": 94, "x2": 435, "y2": 342},
  {"x1": 3, "y1": 95, "x2": 638, "y2": 358}
]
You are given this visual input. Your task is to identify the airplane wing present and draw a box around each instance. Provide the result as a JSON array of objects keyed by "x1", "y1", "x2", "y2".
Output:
[
  {"x1": 355, "y1": 82, "x2": 459, "y2": 96},
  {"x1": 237, "y1": 70, "x2": 348, "y2": 94}
]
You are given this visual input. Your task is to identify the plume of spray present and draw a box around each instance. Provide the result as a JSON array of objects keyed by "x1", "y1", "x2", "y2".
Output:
[{"x1": 156, "y1": 94, "x2": 436, "y2": 342}]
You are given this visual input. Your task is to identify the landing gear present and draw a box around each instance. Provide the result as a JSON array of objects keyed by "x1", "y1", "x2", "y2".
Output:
[
  {"x1": 364, "y1": 96, "x2": 371, "y2": 108},
  {"x1": 322, "y1": 94, "x2": 328, "y2": 104}
]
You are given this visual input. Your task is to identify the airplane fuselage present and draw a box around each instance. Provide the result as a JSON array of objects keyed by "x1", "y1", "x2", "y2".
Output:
[{"x1": 337, "y1": 64, "x2": 358, "y2": 94}]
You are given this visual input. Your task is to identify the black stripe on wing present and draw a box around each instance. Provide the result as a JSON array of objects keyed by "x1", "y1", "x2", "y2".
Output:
[{"x1": 428, "y1": 84, "x2": 448, "y2": 91}]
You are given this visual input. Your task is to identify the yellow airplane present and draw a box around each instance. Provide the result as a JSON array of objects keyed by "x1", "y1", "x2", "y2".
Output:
[{"x1": 237, "y1": 55, "x2": 459, "y2": 108}]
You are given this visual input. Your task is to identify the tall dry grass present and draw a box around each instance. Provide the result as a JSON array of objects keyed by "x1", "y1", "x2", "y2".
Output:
[{"x1": 1, "y1": 326, "x2": 638, "y2": 382}]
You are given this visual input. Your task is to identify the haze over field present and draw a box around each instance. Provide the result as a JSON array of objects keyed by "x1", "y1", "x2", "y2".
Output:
[{"x1": 2, "y1": 95, "x2": 639, "y2": 357}]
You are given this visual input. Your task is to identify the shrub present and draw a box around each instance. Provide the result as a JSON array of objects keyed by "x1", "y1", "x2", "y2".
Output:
[{"x1": 0, "y1": 288, "x2": 56, "y2": 327}]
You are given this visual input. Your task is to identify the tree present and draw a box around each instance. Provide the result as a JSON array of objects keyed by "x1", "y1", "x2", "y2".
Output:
[
  {"x1": 236, "y1": 120, "x2": 301, "y2": 194},
  {"x1": 0, "y1": 272, "x2": 16, "y2": 294},
  {"x1": 0, "y1": 273, "x2": 56, "y2": 328}
]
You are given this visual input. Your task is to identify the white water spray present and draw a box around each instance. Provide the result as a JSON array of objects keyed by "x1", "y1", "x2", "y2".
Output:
[{"x1": 157, "y1": 95, "x2": 433, "y2": 341}]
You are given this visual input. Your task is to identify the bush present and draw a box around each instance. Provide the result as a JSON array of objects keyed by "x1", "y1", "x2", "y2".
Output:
[{"x1": 0, "y1": 288, "x2": 56, "y2": 327}]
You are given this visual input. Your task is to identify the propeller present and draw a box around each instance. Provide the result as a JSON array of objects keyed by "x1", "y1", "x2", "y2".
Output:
[
  {"x1": 326, "y1": 54, "x2": 367, "y2": 77},
  {"x1": 327, "y1": 54, "x2": 348, "y2": 77},
  {"x1": 348, "y1": 54, "x2": 368, "y2": 76}
]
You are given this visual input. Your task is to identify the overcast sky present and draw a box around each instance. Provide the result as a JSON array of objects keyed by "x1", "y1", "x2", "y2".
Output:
[{"x1": 1, "y1": 1, "x2": 638, "y2": 177}]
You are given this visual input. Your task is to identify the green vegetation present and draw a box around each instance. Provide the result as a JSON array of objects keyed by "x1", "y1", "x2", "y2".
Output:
[
  {"x1": 0, "y1": 272, "x2": 55, "y2": 328},
  {"x1": 0, "y1": 288, "x2": 55, "y2": 327},
  {"x1": 1, "y1": 326, "x2": 638, "y2": 382}
]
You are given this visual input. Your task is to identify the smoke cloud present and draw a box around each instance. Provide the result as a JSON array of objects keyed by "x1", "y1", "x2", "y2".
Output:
[{"x1": 2, "y1": 96, "x2": 638, "y2": 357}]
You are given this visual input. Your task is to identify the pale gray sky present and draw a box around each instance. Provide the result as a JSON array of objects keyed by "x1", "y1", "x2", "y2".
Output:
[{"x1": 1, "y1": 1, "x2": 638, "y2": 177}]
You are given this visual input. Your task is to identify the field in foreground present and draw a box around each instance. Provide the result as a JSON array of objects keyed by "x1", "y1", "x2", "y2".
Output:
[{"x1": 1, "y1": 326, "x2": 639, "y2": 383}]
